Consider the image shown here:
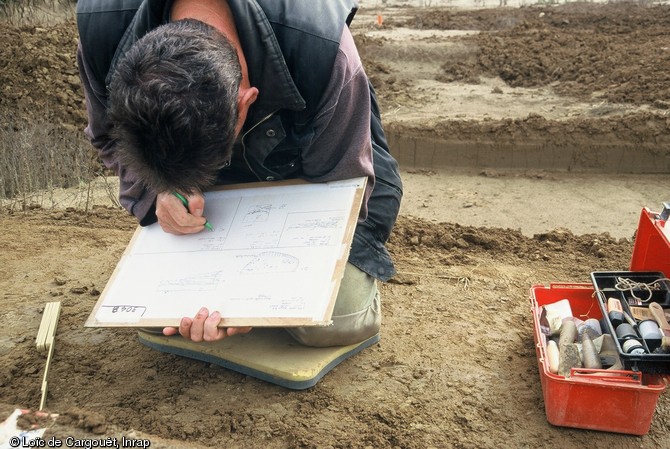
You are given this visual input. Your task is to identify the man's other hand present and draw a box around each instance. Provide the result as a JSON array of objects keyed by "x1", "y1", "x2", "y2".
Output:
[{"x1": 163, "y1": 307, "x2": 253, "y2": 342}]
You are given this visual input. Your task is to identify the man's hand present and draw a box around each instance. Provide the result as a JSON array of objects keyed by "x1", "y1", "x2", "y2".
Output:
[
  {"x1": 156, "y1": 191, "x2": 208, "y2": 234},
  {"x1": 163, "y1": 307, "x2": 252, "y2": 342}
]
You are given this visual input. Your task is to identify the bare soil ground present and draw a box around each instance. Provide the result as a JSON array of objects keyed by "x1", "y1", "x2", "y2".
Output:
[{"x1": 1, "y1": 2, "x2": 669, "y2": 448}]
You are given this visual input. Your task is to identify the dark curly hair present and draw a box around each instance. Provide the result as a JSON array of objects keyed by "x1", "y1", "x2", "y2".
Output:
[{"x1": 108, "y1": 19, "x2": 242, "y2": 194}]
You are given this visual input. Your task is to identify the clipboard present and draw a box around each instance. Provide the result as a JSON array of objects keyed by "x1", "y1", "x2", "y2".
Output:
[{"x1": 86, "y1": 177, "x2": 367, "y2": 328}]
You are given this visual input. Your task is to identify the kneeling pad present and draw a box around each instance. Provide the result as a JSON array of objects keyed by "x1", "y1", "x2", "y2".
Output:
[{"x1": 137, "y1": 328, "x2": 380, "y2": 390}]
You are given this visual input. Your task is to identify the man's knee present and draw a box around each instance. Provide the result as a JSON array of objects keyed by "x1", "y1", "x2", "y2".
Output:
[
  {"x1": 286, "y1": 263, "x2": 381, "y2": 347},
  {"x1": 288, "y1": 296, "x2": 381, "y2": 347}
]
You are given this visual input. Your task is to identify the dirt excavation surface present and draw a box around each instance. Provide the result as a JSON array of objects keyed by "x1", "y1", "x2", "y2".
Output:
[
  {"x1": 354, "y1": 2, "x2": 670, "y2": 173},
  {"x1": 1, "y1": 2, "x2": 670, "y2": 448}
]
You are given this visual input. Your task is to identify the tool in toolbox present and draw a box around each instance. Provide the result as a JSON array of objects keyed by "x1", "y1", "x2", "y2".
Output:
[{"x1": 649, "y1": 302, "x2": 670, "y2": 351}]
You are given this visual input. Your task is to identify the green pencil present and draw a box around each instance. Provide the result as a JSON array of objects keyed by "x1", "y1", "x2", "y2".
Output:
[{"x1": 172, "y1": 192, "x2": 213, "y2": 231}]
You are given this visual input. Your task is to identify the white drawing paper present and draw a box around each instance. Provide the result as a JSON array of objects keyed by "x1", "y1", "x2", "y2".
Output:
[{"x1": 86, "y1": 178, "x2": 366, "y2": 327}]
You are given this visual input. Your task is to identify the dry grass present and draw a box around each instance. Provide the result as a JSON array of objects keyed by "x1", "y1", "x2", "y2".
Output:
[
  {"x1": 0, "y1": 1, "x2": 119, "y2": 213},
  {"x1": 0, "y1": 0, "x2": 74, "y2": 25},
  {"x1": 0, "y1": 118, "x2": 102, "y2": 209}
]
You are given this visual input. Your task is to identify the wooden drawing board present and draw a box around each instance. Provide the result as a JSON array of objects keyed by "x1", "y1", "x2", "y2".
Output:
[{"x1": 85, "y1": 177, "x2": 367, "y2": 328}]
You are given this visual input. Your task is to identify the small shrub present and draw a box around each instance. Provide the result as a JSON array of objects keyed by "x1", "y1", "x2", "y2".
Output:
[
  {"x1": 0, "y1": 119, "x2": 96, "y2": 202},
  {"x1": 0, "y1": 0, "x2": 75, "y2": 24}
]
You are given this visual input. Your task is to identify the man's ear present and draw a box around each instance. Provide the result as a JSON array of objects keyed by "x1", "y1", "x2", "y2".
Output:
[
  {"x1": 238, "y1": 86, "x2": 259, "y2": 110},
  {"x1": 235, "y1": 86, "x2": 259, "y2": 135}
]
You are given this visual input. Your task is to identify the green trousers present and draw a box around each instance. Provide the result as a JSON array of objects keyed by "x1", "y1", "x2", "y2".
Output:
[{"x1": 285, "y1": 262, "x2": 381, "y2": 347}]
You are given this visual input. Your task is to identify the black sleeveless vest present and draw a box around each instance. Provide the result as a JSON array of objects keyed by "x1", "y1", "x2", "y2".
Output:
[{"x1": 76, "y1": 0, "x2": 356, "y2": 120}]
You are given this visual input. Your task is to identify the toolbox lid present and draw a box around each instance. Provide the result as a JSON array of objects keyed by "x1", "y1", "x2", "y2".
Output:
[{"x1": 630, "y1": 204, "x2": 670, "y2": 273}]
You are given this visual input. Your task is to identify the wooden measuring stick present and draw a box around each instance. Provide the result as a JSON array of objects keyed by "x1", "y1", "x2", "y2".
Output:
[
  {"x1": 40, "y1": 335, "x2": 56, "y2": 410},
  {"x1": 36, "y1": 302, "x2": 60, "y2": 353},
  {"x1": 35, "y1": 302, "x2": 61, "y2": 410}
]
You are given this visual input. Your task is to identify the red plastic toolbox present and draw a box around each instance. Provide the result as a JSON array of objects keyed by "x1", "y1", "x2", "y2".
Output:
[
  {"x1": 630, "y1": 205, "x2": 670, "y2": 273},
  {"x1": 531, "y1": 283, "x2": 667, "y2": 435}
]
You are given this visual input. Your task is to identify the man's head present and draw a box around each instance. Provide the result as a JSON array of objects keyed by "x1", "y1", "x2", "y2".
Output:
[{"x1": 109, "y1": 19, "x2": 242, "y2": 194}]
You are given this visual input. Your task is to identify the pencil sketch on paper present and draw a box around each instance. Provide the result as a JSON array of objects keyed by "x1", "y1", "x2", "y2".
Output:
[
  {"x1": 278, "y1": 212, "x2": 345, "y2": 247},
  {"x1": 227, "y1": 294, "x2": 306, "y2": 312},
  {"x1": 240, "y1": 251, "x2": 299, "y2": 274},
  {"x1": 243, "y1": 202, "x2": 289, "y2": 223},
  {"x1": 287, "y1": 216, "x2": 341, "y2": 230},
  {"x1": 244, "y1": 204, "x2": 272, "y2": 223},
  {"x1": 196, "y1": 236, "x2": 228, "y2": 251},
  {"x1": 158, "y1": 271, "x2": 223, "y2": 293},
  {"x1": 269, "y1": 298, "x2": 306, "y2": 311}
]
